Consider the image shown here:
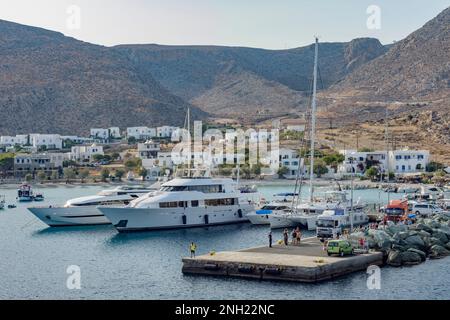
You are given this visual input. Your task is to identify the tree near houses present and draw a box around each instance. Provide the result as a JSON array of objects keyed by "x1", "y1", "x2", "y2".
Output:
[
  {"x1": 37, "y1": 171, "x2": 47, "y2": 182},
  {"x1": 365, "y1": 166, "x2": 379, "y2": 181},
  {"x1": 78, "y1": 168, "x2": 90, "y2": 183},
  {"x1": 277, "y1": 166, "x2": 289, "y2": 178},
  {"x1": 313, "y1": 160, "x2": 328, "y2": 178},
  {"x1": 115, "y1": 169, "x2": 125, "y2": 181},
  {"x1": 51, "y1": 171, "x2": 59, "y2": 181},
  {"x1": 138, "y1": 167, "x2": 148, "y2": 180},
  {"x1": 101, "y1": 168, "x2": 110, "y2": 182},
  {"x1": 25, "y1": 173, "x2": 33, "y2": 183},
  {"x1": 63, "y1": 168, "x2": 76, "y2": 183}
]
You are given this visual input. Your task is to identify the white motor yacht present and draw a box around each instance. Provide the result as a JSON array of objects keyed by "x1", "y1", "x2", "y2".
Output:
[
  {"x1": 27, "y1": 185, "x2": 155, "y2": 227},
  {"x1": 246, "y1": 203, "x2": 290, "y2": 225},
  {"x1": 98, "y1": 177, "x2": 255, "y2": 232}
]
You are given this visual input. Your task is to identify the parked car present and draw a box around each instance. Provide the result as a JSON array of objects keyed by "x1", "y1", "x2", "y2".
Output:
[
  {"x1": 412, "y1": 203, "x2": 444, "y2": 216},
  {"x1": 326, "y1": 239, "x2": 354, "y2": 257}
]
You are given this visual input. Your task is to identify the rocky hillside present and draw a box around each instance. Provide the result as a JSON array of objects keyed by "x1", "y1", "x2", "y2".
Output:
[
  {"x1": 116, "y1": 38, "x2": 387, "y2": 119},
  {"x1": 328, "y1": 7, "x2": 450, "y2": 106},
  {"x1": 0, "y1": 20, "x2": 205, "y2": 135}
]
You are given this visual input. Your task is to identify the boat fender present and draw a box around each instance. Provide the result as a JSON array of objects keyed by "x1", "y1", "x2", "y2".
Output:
[
  {"x1": 182, "y1": 215, "x2": 187, "y2": 225},
  {"x1": 238, "y1": 209, "x2": 243, "y2": 218},
  {"x1": 204, "y1": 214, "x2": 209, "y2": 224},
  {"x1": 204, "y1": 263, "x2": 220, "y2": 271},
  {"x1": 238, "y1": 265, "x2": 255, "y2": 274},
  {"x1": 264, "y1": 267, "x2": 282, "y2": 275}
]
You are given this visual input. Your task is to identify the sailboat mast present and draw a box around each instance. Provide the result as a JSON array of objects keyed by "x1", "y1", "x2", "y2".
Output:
[
  {"x1": 309, "y1": 37, "x2": 319, "y2": 202},
  {"x1": 187, "y1": 106, "x2": 191, "y2": 172}
]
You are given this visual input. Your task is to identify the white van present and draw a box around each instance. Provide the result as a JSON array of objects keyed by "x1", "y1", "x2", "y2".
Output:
[{"x1": 412, "y1": 203, "x2": 444, "y2": 216}]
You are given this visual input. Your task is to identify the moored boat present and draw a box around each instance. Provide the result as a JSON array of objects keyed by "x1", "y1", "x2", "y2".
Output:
[
  {"x1": 98, "y1": 176, "x2": 255, "y2": 232},
  {"x1": 27, "y1": 185, "x2": 155, "y2": 227}
]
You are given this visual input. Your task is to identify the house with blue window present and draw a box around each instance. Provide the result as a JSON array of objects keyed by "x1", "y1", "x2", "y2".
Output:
[{"x1": 388, "y1": 150, "x2": 429, "y2": 174}]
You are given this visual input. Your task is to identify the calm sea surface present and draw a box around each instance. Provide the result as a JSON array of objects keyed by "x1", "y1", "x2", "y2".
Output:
[{"x1": 1, "y1": 183, "x2": 449, "y2": 299}]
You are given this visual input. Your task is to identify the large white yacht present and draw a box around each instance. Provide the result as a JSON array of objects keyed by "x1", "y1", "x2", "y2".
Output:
[
  {"x1": 27, "y1": 185, "x2": 155, "y2": 227},
  {"x1": 97, "y1": 177, "x2": 255, "y2": 232}
]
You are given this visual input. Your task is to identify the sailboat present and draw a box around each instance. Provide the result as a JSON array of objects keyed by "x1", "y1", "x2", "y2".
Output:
[{"x1": 268, "y1": 38, "x2": 365, "y2": 230}]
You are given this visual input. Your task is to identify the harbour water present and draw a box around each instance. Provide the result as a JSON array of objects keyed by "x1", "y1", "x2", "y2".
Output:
[{"x1": 1, "y1": 183, "x2": 450, "y2": 299}]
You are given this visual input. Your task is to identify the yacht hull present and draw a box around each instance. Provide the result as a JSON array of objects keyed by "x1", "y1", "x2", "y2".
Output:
[
  {"x1": 289, "y1": 215, "x2": 318, "y2": 231},
  {"x1": 268, "y1": 215, "x2": 296, "y2": 229},
  {"x1": 98, "y1": 204, "x2": 253, "y2": 232},
  {"x1": 28, "y1": 207, "x2": 110, "y2": 227},
  {"x1": 246, "y1": 213, "x2": 271, "y2": 225}
]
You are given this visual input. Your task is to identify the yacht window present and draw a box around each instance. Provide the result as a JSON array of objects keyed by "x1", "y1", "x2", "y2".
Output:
[
  {"x1": 159, "y1": 202, "x2": 179, "y2": 208},
  {"x1": 188, "y1": 185, "x2": 223, "y2": 193},
  {"x1": 178, "y1": 201, "x2": 187, "y2": 208},
  {"x1": 191, "y1": 200, "x2": 199, "y2": 207},
  {"x1": 205, "y1": 198, "x2": 236, "y2": 206}
]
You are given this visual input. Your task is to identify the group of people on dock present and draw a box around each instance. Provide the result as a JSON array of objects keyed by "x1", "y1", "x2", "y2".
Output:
[{"x1": 268, "y1": 228, "x2": 302, "y2": 248}]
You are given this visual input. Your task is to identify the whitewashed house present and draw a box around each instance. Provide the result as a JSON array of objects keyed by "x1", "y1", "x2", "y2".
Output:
[
  {"x1": 389, "y1": 150, "x2": 429, "y2": 174},
  {"x1": 278, "y1": 148, "x2": 302, "y2": 178},
  {"x1": 69, "y1": 144, "x2": 104, "y2": 162},
  {"x1": 90, "y1": 127, "x2": 121, "y2": 140},
  {"x1": 61, "y1": 135, "x2": 94, "y2": 145},
  {"x1": 126, "y1": 127, "x2": 156, "y2": 140},
  {"x1": 286, "y1": 124, "x2": 306, "y2": 132},
  {"x1": 30, "y1": 134, "x2": 63, "y2": 150},
  {"x1": 338, "y1": 149, "x2": 429, "y2": 175},
  {"x1": 0, "y1": 135, "x2": 29, "y2": 146},
  {"x1": 137, "y1": 140, "x2": 160, "y2": 159},
  {"x1": 157, "y1": 126, "x2": 179, "y2": 138}
]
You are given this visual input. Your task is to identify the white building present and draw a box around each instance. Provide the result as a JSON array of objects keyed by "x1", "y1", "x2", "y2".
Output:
[
  {"x1": 137, "y1": 140, "x2": 160, "y2": 159},
  {"x1": 90, "y1": 127, "x2": 121, "y2": 140},
  {"x1": 126, "y1": 127, "x2": 156, "y2": 140},
  {"x1": 48, "y1": 153, "x2": 69, "y2": 168},
  {"x1": 278, "y1": 148, "x2": 302, "y2": 178},
  {"x1": 30, "y1": 134, "x2": 63, "y2": 150},
  {"x1": 69, "y1": 144, "x2": 104, "y2": 162},
  {"x1": 157, "y1": 126, "x2": 179, "y2": 138},
  {"x1": 286, "y1": 124, "x2": 306, "y2": 132},
  {"x1": 0, "y1": 135, "x2": 29, "y2": 146},
  {"x1": 389, "y1": 150, "x2": 429, "y2": 174},
  {"x1": 61, "y1": 136, "x2": 94, "y2": 145},
  {"x1": 338, "y1": 149, "x2": 429, "y2": 175},
  {"x1": 338, "y1": 150, "x2": 388, "y2": 175}
]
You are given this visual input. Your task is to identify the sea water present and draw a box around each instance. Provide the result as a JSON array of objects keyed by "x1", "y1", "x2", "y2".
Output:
[{"x1": 0, "y1": 183, "x2": 449, "y2": 299}]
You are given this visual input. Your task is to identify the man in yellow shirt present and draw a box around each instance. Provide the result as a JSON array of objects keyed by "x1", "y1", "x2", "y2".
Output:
[{"x1": 190, "y1": 242, "x2": 197, "y2": 258}]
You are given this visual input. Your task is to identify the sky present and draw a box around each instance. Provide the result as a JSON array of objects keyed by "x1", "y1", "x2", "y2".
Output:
[{"x1": 0, "y1": 0, "x2": 449, "y2": 49}]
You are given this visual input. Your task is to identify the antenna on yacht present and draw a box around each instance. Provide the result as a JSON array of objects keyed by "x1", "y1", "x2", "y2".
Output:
[{"x1": 309, "y1": 37, "x2": 319, "y2": 203}]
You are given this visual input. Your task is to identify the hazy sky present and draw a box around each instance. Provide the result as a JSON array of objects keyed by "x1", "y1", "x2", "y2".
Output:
[{"x1": 0, "y1": 0, "x2": 449, "y2": 49}]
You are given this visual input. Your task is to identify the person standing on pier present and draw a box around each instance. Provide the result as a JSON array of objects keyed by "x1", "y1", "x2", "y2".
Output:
[
  {"x1": 190, "y1": 242, "x2": 197, "y2": 258},
  {"x1": 296, "y1": 228, "x2": 302, "y2": 245},
  {"x1": 283, "y1": 229, "x2": 289, "y2": 246},
  {"x1": 291, "y1": 229, "x2": 297, "y2": 245},
  {"x1": 268, "y1": 231, "x2": 273, "y2": 248}
]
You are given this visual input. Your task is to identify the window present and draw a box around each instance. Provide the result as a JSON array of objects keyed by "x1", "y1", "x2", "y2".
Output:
[
  {"x1": 396, "y1": 155, "x2": 402, "y2": 160},
  {"x1": 191, "y1": 200, "x2": 199, "y2": 207},
  {"x1": 205, "y1": 198, "x2": 236, "y2": 206},
  {"x1": 159, "y1": 202, "x2": 179, "y2": 208}
]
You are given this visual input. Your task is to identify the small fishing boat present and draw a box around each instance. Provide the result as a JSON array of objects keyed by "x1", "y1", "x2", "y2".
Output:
[
  {"x1": 33, "y1": 193, "x2": 45, "y2": 201},
  {"x1": 0, "y1": 195, "x2": 5, "y2": 209},
  {"x1": 17, "y1": 184, "x2": 34, "y2": 202}
]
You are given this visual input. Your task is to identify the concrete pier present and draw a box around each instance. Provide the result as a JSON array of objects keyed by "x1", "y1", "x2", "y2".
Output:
[{"x1": 182, "y1": 237, "x2": 384, "y2": 283}]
